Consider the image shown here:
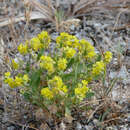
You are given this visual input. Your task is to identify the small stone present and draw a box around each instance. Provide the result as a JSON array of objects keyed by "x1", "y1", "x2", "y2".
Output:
[
  {"x1": 127, "y1": 117, "x2": 130, "y2": 123},
  {"x1": 70, "y1": 24, "x2": 75, "y2": 31},
  {"x1": 93, "y1": 119, "x2": 99, "y2": 125},
  {"x1": 7, "y1": 126, "x2": 16, "y2": 130},
  {"x1": 126, "y1": 48, "x2": 130, "y2": 56},
  {"x1": 76, "y1": 122, "x2": 82, "y2": 130},
  {"x1": 84, "y1": 125, "x2": 93, "y2": 130},
  {"x1": 93, "y1": 113, "x2": 100, "y2": 119}
]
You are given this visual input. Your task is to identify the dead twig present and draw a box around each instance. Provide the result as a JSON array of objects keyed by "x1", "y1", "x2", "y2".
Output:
[{"x1": 0, "y1": 11, "x2": 48, "y2": 27}]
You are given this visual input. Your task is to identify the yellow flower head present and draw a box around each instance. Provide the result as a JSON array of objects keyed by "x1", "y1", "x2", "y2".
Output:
[
  {"x1": 23, "y1": 74, "x2": 29, "y2": 83},
  {"x1": 75, "y1": 82, "x2": 89, "y2": 101},
  {"x1": 64, "y1": 47, "x2": 76, "y2": 58},
  {"x1": 38, "y1": 31, "x2": 50, "y2": 48},
  {"x1": 40, "y1": 56, "x2": 55, "y2": 73},
  {"x1": 30, "y1": 37, "x2": 43, "y2": 51},
  {"x1": 104, "y1": 51, "x2": 112, "y2": 63},
  {"x1": 79, "y1": 39, "x2": 96, "y2": 60},
  {"x1": 49, "y1": 76, "x2": 63, "y2": 88},
  {"x1": 61, "y1": 85, "x2": 68, "y2": 93},
  {"x1": 18, "y1": 43, "x2": 28, "y2": 55},
  {"x1": 4, "y1": 77, "x2": 15, "y2": 88},
  {"x1": 82, "y1": 80, "x2": 88, "y2": 86},
  {"x1": 41, "y1": 87, "x2": 53, "y2": 99},
  {"x1": 56, "y1": 32, "x2": 70, "y2": 45},
  {"x1": 57, "y1": 58, "x2": 67, "y2": 70},
  {"x1": 12, "y1": 59, "x2": 19, "y2": 70},
  {"x1": 92, "y1": 61, "x2": 105, "y2": 76},
  {"x1": 4, "y1": 72, "x2": 11, "y2": 77},
  {"x1": 86, "y1": 51, "x2": 96, "y2": 59},
  {"x1": 15, "y1": 76, "x2": 23, "y2": 87}
]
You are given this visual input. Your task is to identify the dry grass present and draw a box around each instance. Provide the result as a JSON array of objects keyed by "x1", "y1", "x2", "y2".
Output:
[
  {"x1": 0, "y1": 0, "x2": 129, "y2": 129},
  {"x1": 0, "y1": 0, "x2": 129, "y2": 31}
]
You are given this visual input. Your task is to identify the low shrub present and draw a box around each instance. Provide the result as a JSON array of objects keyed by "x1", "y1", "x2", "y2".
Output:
[{"x1": 4, "y1": 31, "x2": 112, "y2": 118}]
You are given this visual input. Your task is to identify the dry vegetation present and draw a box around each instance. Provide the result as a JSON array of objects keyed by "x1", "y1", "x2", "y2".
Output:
[{"x1": 0, "y1": 0, "x2": 130, "y2": 129}]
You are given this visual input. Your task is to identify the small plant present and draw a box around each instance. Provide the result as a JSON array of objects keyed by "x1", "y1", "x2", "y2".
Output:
[{"x1": 4, "y1": 31, "x2": 112, "y2": 118}]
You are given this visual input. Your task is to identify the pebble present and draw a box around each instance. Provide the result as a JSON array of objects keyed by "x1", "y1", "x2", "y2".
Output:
[
  {"x1": 84, "y1": 125, "x2": 93, "y2": 130},
  {"x1": 7, "y1": 126, "x2": 16, "y2": 130},
  {"x1": 76, "y1": 122, "x2": 82, "y2": 130}
]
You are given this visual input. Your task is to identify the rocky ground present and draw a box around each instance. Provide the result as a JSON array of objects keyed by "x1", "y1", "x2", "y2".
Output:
[{"x1": 0, "y1": 0, "x2": 130, "y2": 130}]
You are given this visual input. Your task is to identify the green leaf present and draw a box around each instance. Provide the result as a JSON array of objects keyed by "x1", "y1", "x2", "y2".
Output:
[
  {"x1": 86, "y1": 92, "x2": 94, "y2": 99},
  {"x1": 37, "y1": 48, "x2": 44, "y2": 61},
  {"x1": 23, "y1": 92, "x2": 31, "y2": 101},
  {"x1": 62, "y1": 72, "x2": 75, "y2": 81},
  {"x1": 105, "y1": 78, "x2": 118, "y2": 96},
  {"x1": 30, "y1": 70, "x2": 41, "y2": 92},
  {"x1": 66, "y1": 58, "x2": 75, "y2": 69},
  {"x1": 100, "y1": 108, "x2": 110, "y2": 122},
  {"x1": 25, "y1": 61, "x2": 30, "y2": 72},
  {"x1": 65, "y1": 106, "x2": 71, "y2": 115}
]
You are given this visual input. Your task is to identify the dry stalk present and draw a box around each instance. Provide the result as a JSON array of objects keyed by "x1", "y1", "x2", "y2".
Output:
[
  {"x1": 5, "y1": 119, "x2": 39, "y2": 130},
  {"x1": 28, "y1": 0, "x2": 54, "y2": 21},
  {"x1": 87, "y1": 102, "x2": 105, "y2": 123},
  {"x1": 79, "y1": 98, "x2": 108, "y2": 108},
  {"x1": 101, "y1": 114, "x2": 128, "y2": 125}
]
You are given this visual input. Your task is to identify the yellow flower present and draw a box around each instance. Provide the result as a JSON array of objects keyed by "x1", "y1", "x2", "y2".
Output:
[
  {"x1": 40, "y1": 56, "x2": 54, "y2": 62},
  {"x1": 82, "y1": 80, "x2": 88, "y2": 86},
  {"x1": 38, "y1": 31, "x2": 50, "y2": 48},
  {"x1": 12, "y1": 59, "x2": 19, "y2": 70},
  {"x1": 40, "y1": 56, "x2": 55, "y2": 73},
  {"x1": 81, "y1": 86, "x2": 89, "y2": 94},
  {"x1": 86, "y1": 51, "x2": 96, "y2": 59},
  {"x1": 56, "y1": 33, "x2": 79, "y2": 48},
  {"x1": 79, "y1": 39, "x2": 96, "y2": 60},
  {"x1": 4, "y1": 77, "x2": 15, "y2": 88},
  {"x1": 23, "y1": 74, "x2": 29, "y2": 83},
  {"x1": 64, "y1": 47, "x2": 76, "y2": 58},
  {"x1": 41, "y1": 87, "x2": 53, "y2": 99},
  {"x1": 15, "y1": 76, "x2": 23, "y2": 87},
  {"x1": 4, "y1": 72, "x2": 11, "y2": 77},
  {"x1": 75, "y1": 87, "x2": 85, "y2": 101},
  {"x1": 68, "y1": 35, "x2": 79, "y2": 48},
  {"x1": 75, "y1": 82, "x2": 89, "y2": 101},
  {"x1": 61, "y1": 85, "x2": 68, "y2": 93},
  {"x1": 75, "y1": 87, "x2": 81, "y2": 95},
  {"x1": 57, "y1": 58, "x2": 67, "y2": 70},
  {"x1": 92, "y1": 61, "x2": 105, "y2": 76},
  {"x1": 104, "y1": 51, "x2": 112, "y2": 63},
  {"x1": 18, "y1": 44, "x2": 28, "y2": 55},
  {"x1": 49, "y1": 76, "x2": 63, "y2": 88},
  {"x1": 56, "y1": 32, "x2": 75, "y2": 47},
  {"x1": 30, "y1": 37, "x2": 43, "y2": 51},
  {"x1": 56, "y1": 32, "x2": 70, "y2": 44}
]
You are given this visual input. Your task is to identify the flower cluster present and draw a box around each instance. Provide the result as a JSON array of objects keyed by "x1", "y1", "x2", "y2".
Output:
[
  {"x1": 4, "y1": 72, "x2": 29, "y2": 88},
  {"x1": 75, "y1": 80, "x2": 89, "y2": 101},
  {"x1": 41, "y1": 87, "x2": 53, "y2": 99},
  {"x1": 12, "y1": 59, "x2": 19, "y2": 70},
  {"x1": 18, "y1": 43, "x2": 28, "y2": 55},
  {"x1": 49, "y1": 76, "x2": 68, "y2": 94},
  {"x1": 4, "y1": 31, "x2": 113, "y2": 117},
  {"x1": 64, "y1": 47, "x2": 76, "y2": 59},
  {"x1": 57, "y1": 58, "x2": 67, "y2": 70},
  {"x1": 104, "y1": 51, "x2": 112, "y2": 63},
  {"x1": 17, "y1": 31, "x2": 50, "y2": 55},
  {"x1": 38, "y1": 31, "x2": 51, "y2": 48},
  {"x1": 79, "y1": 39, "x2": 96, "y2": 60},
  {"x1": 40, "y1": 55, "x2": 55, "y2": 74},
  {"x1": 92, "y1": 61, "x2": 105, "y2": 76},
  {"x1": 40, "y1": 76, "x2": 68, "y2": 100}
]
